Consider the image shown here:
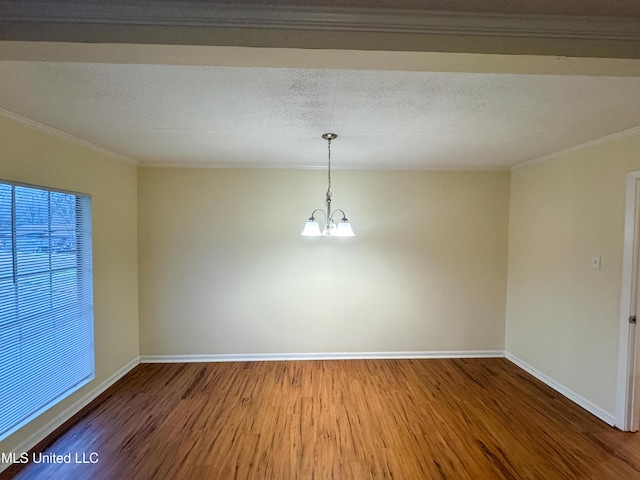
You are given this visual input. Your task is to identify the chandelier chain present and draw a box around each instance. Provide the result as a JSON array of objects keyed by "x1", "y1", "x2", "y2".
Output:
[{"x1": 327, "y1": 138, "x2": 332, "y2": 199}]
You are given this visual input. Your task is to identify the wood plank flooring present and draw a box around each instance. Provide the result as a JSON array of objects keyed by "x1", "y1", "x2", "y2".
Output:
[{"x1": 2, "y1": 358, "x2": 640, "y2": 479}]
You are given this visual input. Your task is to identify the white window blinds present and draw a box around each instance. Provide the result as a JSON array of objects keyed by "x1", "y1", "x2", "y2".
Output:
[{"x1": 0, "y1": 181, "x2": 95, "y2": 441}]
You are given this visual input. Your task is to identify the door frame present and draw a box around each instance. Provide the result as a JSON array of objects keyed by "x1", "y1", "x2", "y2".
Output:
[{"x1": 616, "y1": 170, "x2": 640, "y2": 431}]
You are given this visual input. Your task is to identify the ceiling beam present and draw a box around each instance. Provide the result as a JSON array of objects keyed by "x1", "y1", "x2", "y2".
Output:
[{"x1": 1, "y1": 1, "x2": 639, "y2": 59}]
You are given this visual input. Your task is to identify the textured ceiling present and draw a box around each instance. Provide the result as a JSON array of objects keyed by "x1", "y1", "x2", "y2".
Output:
[{"x1": 1, "y1": 61, "x2": 640, "y2": 169}]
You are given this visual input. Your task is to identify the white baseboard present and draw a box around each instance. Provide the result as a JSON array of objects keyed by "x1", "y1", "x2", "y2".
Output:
[
  {"x1": 505, "y1": 352, "x2": 615, "y2": 426},
  {"x1": 0, "y1": 356, "x2": 141, "y2": 474},
  {"x1": 140, "y1": 350, "x2": 505, "y2": 363}
]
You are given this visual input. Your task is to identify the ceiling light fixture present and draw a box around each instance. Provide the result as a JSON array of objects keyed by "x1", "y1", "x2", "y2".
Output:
[{"x1": 301, "y1": 133, "x2": 355, "y2": 237}]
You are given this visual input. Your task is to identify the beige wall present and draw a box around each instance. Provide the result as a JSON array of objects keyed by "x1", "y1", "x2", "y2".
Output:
[
  {"x1": 138, "y1": 167, "x2": 510, "y2": 355},
  {"x1": 0, "y1": 115, "x2": 139, "y2": 455},
  {"x1": 506, "y1": 131, "x2": 640, "y2": 415}
]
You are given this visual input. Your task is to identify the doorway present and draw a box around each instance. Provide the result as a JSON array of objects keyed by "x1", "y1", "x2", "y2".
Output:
[{"x1": 616, "y1": 171, "x2": 640, "y2": 431}]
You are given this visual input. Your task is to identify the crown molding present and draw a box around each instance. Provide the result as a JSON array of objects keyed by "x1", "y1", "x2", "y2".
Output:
[
  {"x1": 512, "y1": 125, "x2": 640, "y2": 170},
  {"x1": 0, "y1": 108, "x2": 138, "y2": 166},
  {"x1": 138, "y1": 160, "x2": 510, "y2": 171},
  {"x1": 1, "y1": 1, "x2": 639, "y2": 42}
]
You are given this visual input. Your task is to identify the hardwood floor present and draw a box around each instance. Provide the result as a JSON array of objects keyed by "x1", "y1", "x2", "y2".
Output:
[{"x1": 2, "y1": 358, "x2": 640, "y2": 479}]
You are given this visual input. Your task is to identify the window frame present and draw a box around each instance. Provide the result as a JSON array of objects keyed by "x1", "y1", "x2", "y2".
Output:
[{"x1": 0, "y1": 179, "x2": 95, "y2": 441}]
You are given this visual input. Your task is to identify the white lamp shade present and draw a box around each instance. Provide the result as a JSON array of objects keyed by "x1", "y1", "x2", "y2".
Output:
[
  {"x1": 334, "y1": 221, "x2": 355, "y2": 237},
  {"x1": 301, "y1": 220, "x2": 322, "y2": 236}
]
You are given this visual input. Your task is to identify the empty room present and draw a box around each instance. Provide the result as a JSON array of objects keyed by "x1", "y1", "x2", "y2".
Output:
[{"x1": 2, "y1": 1, "x2": 640, "y2": 479}]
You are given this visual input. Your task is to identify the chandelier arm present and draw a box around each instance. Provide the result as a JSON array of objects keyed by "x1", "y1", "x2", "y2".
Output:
[
  {"x1": 309, "y1": 208, "x2": 327, "y2": 222},
  {"x1": 330, "y1": 209, "x2": 349, "y2": 222}
]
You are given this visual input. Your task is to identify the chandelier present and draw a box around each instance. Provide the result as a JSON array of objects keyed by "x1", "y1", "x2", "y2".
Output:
[{"x1": 301, "y1": 133, "x2": 355, "y2": 237}]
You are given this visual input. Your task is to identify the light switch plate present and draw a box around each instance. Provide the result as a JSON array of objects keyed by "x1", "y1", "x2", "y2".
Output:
[{"x1": 591, "y1": 255, "x2": 601, "y2": 270}]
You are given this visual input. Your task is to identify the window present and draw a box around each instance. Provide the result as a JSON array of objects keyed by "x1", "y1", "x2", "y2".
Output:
[{"x1": 0, "y1": 181, "x2": 94, "y2": 441}]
